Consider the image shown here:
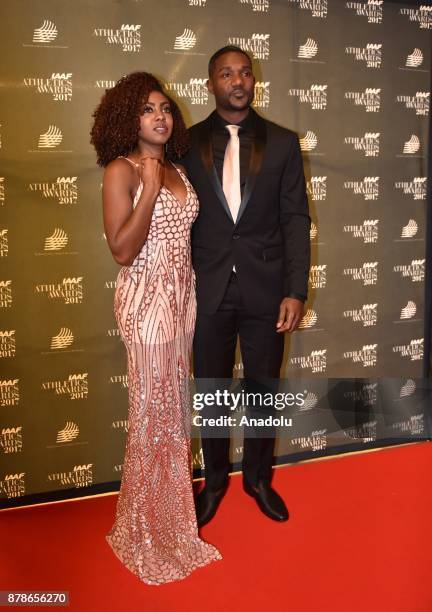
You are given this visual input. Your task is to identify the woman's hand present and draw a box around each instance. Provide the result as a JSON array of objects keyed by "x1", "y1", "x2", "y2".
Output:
[{"x1": 138, "y1": 157, "x2": 165, "y2": 193}]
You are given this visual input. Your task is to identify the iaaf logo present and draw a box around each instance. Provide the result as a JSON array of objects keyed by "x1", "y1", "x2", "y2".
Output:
[
  {"x1": 393, "y1": 259, "x2": 425, "y2": 282},
  {"x1": 343, "y1": 383, "x2": 378, "y2": 406},
  {"x1": 310, "y1": 223, "x2": 318, "y2": 241},
  {"x1": 396, "y1": 92, "x2": 430, "y2": 116},
  {"x1": 23, "y1": 73, "x2": 72, "y2": 101},
  {"x1": 51, "y1": 327, "x2": 74, "y2": 349},
  {"x1": 0, "y1": 379, "x2": 19, "y2": 407},
  {"x1": 344, "y1": 344, "x2": 378, "y2": 367},
  {"x1": 345, "y1": 44, "x2": 382, "y2": 68},
  {"x1": 345, "y1": 88, "x2": 381, "y2": 112},
  {"x1": 307, "y1": 177, "x2": 327, "y2": 201},
  {"x1": 33, "y1": 20, "x2": 58, "y2": 43},
  {"x1": 35, "y1": 277, "x2": 83, "y2": 304},
  {"x1": 291, "y1": 429, "x2": 327, "y2": 452},
  {"x1": 45, "y1": 228, "x2": 68, "y2": 251},
  {"x1": 401, "y1": 219, "x2": 418, "y2": 238},
  {"x1": 0, "y1": 331, "x2": 16, "y2": 358},
  {"x1": 228, "y1": 34, "x2": 270, "y2": 60},
  {"x1": 345, "y1": 132, "x2": 380, "y2": 157},
  {"x1": 403, "y1": 135, "x2": 420, "y2": 154},
  {"x1": 346, "y1": 1, "x2": 383, "y2": 24},
  {"x1": 298, "y1": 391, "x2": 318, "y2": 411},
  {"x1": 0, "y1": 229, "x2": 8, "y2": 257},
  {"x1": 344, "y1": 177, "x2": 379, "y2": 200},
  {"x1": 0, "y1": 177, "x2": 4, "y2": 205},
  {"x1": 400, "y1": 378, "x2": 416, "y2": 397},
  {"x1": 253, "y1": 82, "x2": 270, "y2": 109},
  {"x1": 400, "y1": 6, "x2": 432, "y2": 30},
  {"x1": 111, "y1": 419, "x2": 129, "y2": 432},
  {"x1": 174, "y1": 28, "x2": 197, "y2": 50},
  {"x1": 300, "y1": 131, "x2": 318, "y2": 151},
  {"x1": 38, "y1": 125, "x2": 62, "y2": 148},
  {"x1": 110, "y1": 374, "x2": 128, "y2": 388},
  {"x1": 344, "y1": 420, "x2": 377, "y2": 442},
  {"x1": 290, "y1": 349, "x2": 327, "y2": 373},
  {"x1": 343, "y1": 262, "x2": 378, "y2": 286},
  {"x1": 343, "y1": 303, "x2": 378, "y2": 327},
  {"x1": 393, "y1": 415, "x2": 424, "y2": 436},
  {"x1": 288, "y1": 84, "x2": 327, "y2": 110},
  {"x1": 29, "y1": 177, "x2": 78, "y2": 205},
  {"x1": 400, "y1": 301, "x2": 417, "y2": 320},
  {"x1": 48, "y1": 464, "x2": 93, "y2": 488},
  {"x1": 298, "y1": 38, "x2": 318, "y2": 59},
  {"x1": 164, "y1": 78, "x2": 208, "y2": 105},
  {"x1": 288, "y1": 0, "x2": 327, "y2": 19},
  {"x1": 0, "y1": 280, "x2": 12, "y2": 308},
  {"x1": 309, "y1": 265, "x2": 326, "y2": 288},
  {"x1": 393, "y1": 338, "x2": 424, "y2": 361},
  {"x1": 298, "y1": 309, "x2": 318, "y2": 329},
  {"x1": 57, "y1": 421, "x2": 79, "y2": 444},
  {"x1": 42, "y1": 373, "x2": 88, "y2": 399},
  {"x1": 1, "y1": 427, "x2": 23, "y2": 454},
  {"x1": 95, "y1": 80, "x2": 117, "y2": 89},
  {"x1": 0, "y1": 473, "x2": 25, "y2": 498},
  {"x1": 406, "y1": 48, "x2": 423, "y2": 68},
  {"x1": 94, "y1": 24, "x2": 141, "y2": 52},
  {"x1": 239, "y1": 0, "x2": 270, "y2": 12},
  {"x1": 343, "y1": 220, "x2": 379, "y2": 244},
  {"x1": 395, "y1": 177, "x2": 427, "y2": 200}
]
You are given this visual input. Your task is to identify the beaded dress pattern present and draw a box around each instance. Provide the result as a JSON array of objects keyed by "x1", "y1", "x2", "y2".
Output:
[{"x1": 106, "y1": 160, "x2": 222, "y2": 585}]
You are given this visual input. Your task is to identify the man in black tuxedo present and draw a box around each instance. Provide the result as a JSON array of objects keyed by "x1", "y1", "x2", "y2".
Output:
[{"x1": 182, "y1": 46, "x2": 311, "y2": 526}]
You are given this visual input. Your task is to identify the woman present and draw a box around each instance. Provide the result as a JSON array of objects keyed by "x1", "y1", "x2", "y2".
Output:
[{"x1": 90, "y1": 72, "x2": 221, "y2": 585}]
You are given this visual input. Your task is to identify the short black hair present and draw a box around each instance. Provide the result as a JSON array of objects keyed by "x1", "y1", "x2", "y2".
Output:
[{"x1": 208, "y1": 45, "x2": 252, "y2": 77}]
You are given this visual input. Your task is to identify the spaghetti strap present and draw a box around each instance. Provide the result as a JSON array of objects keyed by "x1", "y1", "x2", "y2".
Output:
[
  {"x1": 170, "y1": 160, "x2": 185, "y2": 177},
  {"x1": 118, "y1": 155, "x2": 139, "y2": 167}
]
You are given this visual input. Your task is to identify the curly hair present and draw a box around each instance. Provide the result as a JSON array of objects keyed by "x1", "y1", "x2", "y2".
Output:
[{"x1": 90, "y1": 71, "x2": 190, "y2": 167}]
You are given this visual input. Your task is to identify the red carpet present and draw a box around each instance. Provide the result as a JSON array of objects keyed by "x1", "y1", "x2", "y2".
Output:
[{"x1": 1, "y1": 442, "x2": 431, "y2": 612}]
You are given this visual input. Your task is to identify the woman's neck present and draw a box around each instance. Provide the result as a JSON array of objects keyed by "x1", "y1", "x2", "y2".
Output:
[{"x1": 132, "y1": 142, "x2": 165, "y2": 163}]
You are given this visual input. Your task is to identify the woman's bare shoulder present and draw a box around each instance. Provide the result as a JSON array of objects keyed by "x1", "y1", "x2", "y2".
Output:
[{"x1": 104, "y1": 157, "x2": 136, "y2": 183}]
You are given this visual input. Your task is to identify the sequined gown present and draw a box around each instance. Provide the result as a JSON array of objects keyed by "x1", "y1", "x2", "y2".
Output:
[{"x1": 106, "y1": 161, "x2": 222, "y2": 585}]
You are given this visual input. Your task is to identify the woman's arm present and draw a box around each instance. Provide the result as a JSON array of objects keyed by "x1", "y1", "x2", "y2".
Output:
[{"x1": 102, "y1": 157, "x2": 163, "y2": 266}]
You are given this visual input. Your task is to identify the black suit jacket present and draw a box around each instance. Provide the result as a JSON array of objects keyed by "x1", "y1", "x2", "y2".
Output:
[{"x1": 182, "y1": 108, "x2": 311, "y2": 315}]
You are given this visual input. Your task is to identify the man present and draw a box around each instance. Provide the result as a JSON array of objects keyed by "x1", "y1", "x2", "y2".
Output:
[{"x1": 182, "y1": 46, "x2": 311, "y2": 527}]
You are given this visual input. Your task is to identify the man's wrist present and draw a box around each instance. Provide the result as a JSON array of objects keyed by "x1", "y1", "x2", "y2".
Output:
[{"x1": 284, "y1": 293, "x2": 306, "y2": 303}]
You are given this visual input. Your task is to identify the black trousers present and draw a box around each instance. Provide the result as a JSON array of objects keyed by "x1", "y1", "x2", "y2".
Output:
[{"x1": 193, "y1": 272, "x2": 285, "y2": 490}]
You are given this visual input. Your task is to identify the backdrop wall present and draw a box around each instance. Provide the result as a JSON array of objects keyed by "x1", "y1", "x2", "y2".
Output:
[{"x1": 0, "y1": 0, "x2": 431, "y2": 508}]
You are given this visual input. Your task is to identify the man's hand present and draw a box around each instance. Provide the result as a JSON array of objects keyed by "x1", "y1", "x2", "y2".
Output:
[{"x1": 276, "y1": 297, "x2": 304, "y2": 333}]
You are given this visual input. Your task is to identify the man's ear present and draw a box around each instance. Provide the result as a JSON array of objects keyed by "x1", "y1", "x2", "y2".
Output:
[{"x1": 207, "y1": 78, "x2": 214, "y2": 95}]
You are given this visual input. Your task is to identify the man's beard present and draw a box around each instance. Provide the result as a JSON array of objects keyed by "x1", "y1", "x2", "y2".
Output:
[{"x1": 221, "y1": 90, "x2": 254, "y2": 111}]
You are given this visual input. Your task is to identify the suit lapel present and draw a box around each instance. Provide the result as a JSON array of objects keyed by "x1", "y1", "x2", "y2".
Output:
[
  {"x1": 197, "y1": 112, "x2": 234, "y2": 222},
  {"x1": 197, "y1": 109, "x2": 267, "y2": 225}
]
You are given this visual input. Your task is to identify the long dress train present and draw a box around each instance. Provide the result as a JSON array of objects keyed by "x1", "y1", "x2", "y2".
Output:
[{"x1": 106, "y1": 160, "x2": 222, "y2": 585}]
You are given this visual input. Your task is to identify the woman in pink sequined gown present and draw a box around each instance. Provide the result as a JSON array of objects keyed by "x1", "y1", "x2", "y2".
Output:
[{"x1": 90, "y1": 72, "x2": 221, "y2": 585}]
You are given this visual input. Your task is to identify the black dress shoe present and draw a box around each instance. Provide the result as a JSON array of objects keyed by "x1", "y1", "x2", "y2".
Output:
[
  {"x1": 195, "y1": 484, "x2": 228, "y2": 527},
  {"x1": 243, "y1": 480, "x2": 289, "y2": 521}
]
